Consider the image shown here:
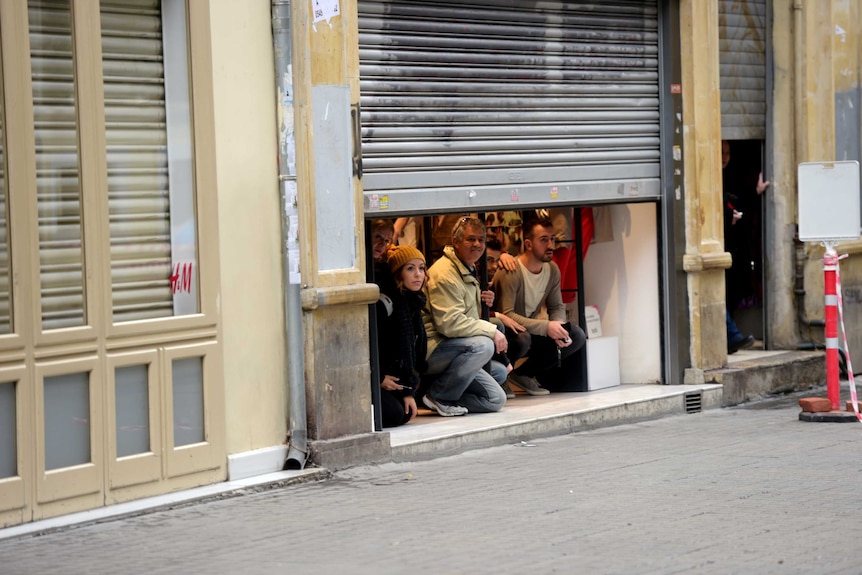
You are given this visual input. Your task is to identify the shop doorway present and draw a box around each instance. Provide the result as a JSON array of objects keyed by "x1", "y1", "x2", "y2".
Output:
[
  {"x1": 723, "y1": 139, "x2": 766, "y2": 342},
  {"x1": 365, "y1": 201, "x2": 663, "y2": 431}
]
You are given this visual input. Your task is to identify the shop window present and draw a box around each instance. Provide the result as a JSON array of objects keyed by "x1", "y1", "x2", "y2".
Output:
[
  {"x1": 43, "y1": 371, "x2": 90, "y2": 470},
  {"x1": 114, "y1": 364, "x2": 149, "y2": 457},
  {"x1": 28, "y1": 1, "x2": 86, "y2": 330},
  {"x1": 0, "y1": 382, "x2": 15, "y2": 478},
  {"x1": 28, "y1": 0, "x2": 201, "y2": 328},
  {"x1": 101, "y1": 0, "x2": 199, "y2": 322},
  {"x1": 172, "y1": 356, "x2": 203, "y2": 446}
]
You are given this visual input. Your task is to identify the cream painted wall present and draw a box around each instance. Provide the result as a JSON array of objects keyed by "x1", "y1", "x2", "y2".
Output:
[
  {"x1": 209, "y1": 0, "x2": 287, "y2": 454},
  {"x1": 583, "y1": 203, "x2": 662, "y2": 384}
]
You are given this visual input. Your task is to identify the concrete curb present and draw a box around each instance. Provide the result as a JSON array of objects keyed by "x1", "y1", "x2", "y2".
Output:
[
  {"x1": 706, "y1": 351, "x2": 825, "y2": 405},
  {"x1": 392, "y1": 386, "x2": 723, "y2": 462}
]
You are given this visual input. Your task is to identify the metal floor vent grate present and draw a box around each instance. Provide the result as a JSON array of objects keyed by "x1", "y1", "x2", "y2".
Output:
[{"x1": 684, "y1": 391, "x2": 703, "y2": 414}]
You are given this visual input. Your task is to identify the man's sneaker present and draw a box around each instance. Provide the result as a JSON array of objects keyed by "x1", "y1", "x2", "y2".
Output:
[
  {"x1": 500, "y1": 380, "x2": 516, "y2": 399},
  {"x1": 728, "y1": 334, "x2": 756, "y2": 355},
  {"x1": 423, "y1": 394, "x2": 468, "y2": 417},
  {"x1": 507, "y1": 373, "x2": 550, "y2": 396}
]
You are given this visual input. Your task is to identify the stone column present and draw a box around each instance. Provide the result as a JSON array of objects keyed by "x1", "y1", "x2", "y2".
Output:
[
  {"x1": 679, "y1": 0, "x2": 730, "y2": 378},
  {"x1": 770, "y1": 0, "x2": 836, "y2": 349},
  {"x1": 291, "y1": 1, "x2": 388, "y2": 467},
  {"x1": 797, "y1": 1, "x2": 840, "y2": 359},
  {"x1": 768, "y1": 0, "x2": 798, "y2": 349}
]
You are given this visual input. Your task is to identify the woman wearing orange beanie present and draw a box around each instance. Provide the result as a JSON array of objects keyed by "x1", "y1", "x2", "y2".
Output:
[{"x1": 374, "y1": 244, "x2": 428, "y2": 427}]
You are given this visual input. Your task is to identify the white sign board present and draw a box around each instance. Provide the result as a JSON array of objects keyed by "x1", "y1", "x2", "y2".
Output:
[
  {"x1": 585, "y1": 305, "x2": 602, "y2": 338},
  {"x1": 798, "y1": 161, "x2": 861, "y2": 241}
]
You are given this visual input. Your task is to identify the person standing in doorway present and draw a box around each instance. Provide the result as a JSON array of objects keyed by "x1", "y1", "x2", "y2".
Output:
[{"x1": 722, "y1": 139, "x2": 770, "y2": 353}]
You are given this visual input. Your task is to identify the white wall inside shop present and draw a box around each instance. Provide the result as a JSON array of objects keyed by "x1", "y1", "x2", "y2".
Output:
[
  {"x1": 583, "y1": 202, "x2": 662, "y2": 384},
  {"x1": 210, "y1": 0, "x2": 288, "y2": 454}
]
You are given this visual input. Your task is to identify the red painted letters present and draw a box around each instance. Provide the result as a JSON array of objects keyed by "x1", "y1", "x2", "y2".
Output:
[{"x1": 170, "y1": 262, "x2": 193, "y2": 294}]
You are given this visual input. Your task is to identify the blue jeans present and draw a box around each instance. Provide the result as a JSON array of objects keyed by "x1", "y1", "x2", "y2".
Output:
[
  {"x1": 425, "y1": 336, "x2": 507, "y2": 413},
  {"x1": 726, "y1": 310, "x2": 744, "y2": 344}
]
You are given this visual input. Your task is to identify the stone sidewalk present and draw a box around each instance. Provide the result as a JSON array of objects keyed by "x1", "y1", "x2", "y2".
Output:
[{"x1": 1, "y1": 392, "x2": 860, "y2": 575}]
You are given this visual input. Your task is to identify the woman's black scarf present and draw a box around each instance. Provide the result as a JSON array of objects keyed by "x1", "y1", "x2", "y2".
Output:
[{"x1": 379, "y1": 282, "x2": 427, "y2": 394}]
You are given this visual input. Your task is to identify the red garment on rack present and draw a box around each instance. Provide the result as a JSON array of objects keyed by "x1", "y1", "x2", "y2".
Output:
[{"x1": 553, "y1": 208, "x2": 594, "y2": 304}]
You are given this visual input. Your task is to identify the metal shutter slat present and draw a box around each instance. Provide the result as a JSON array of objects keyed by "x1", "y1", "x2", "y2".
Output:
[
  {"x1": 29, "y1": 1, "x2": 86, "y2": 329},
  {"x1": 101, "y1": 2, "x2": 173, "y2": 323}
]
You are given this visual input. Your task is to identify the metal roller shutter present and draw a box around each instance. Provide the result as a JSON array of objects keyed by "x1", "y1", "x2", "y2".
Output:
[
  {"x1": 101, "y1": 0, "x2": 173, "y2": 323},
  {"x1": 718, "y1": 0, "x2": 767, "y2": 141},
  {"x1": 358, "y1": 0, "x2": 661, "y2": 216},
  {"x1": 29, "y1": 0, "x2": 173, "y2": 329},
  {"x1": 29, "y1": 1, "x2": 86, "y2": 329}
]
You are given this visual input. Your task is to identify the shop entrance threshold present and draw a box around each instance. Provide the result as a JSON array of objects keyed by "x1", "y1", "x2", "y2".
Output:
[{"x1": 387, "y1": 383, "x2": 723, "y2": 462}]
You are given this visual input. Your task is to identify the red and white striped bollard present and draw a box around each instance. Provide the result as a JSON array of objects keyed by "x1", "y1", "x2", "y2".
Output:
[{"x1": 824, "y1": 245, "x2": 840, "y2": 411}]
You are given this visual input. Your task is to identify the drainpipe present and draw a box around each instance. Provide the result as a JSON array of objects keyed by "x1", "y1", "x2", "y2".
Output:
[
  {"x1": 792, "y1": 0, "x2": 804, "y2": 168},
  {"x1": 273, "y1": 0, "x2": 307, "y2": 470}
]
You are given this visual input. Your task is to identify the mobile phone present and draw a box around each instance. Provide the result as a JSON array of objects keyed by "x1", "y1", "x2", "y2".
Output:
[{"x1": 560, "y1": 321, "x2": 572, "y2": 345}]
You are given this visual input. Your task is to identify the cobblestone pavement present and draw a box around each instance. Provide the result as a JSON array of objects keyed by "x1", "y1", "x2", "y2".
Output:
[{"x1": 3, "y1": 399, "x2": 862, "y2": 575}]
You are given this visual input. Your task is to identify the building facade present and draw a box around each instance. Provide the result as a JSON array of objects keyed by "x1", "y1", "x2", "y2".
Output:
[
  {"x1": 0, "y1": 0, "x2": 288, "y2": 526},
  {"x1": 1, "y1": 0, "x2": 860, "y2": 528}
]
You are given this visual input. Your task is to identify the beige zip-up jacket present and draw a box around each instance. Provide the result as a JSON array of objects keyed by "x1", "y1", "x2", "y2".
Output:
[{"x1": 423, "y1": 245, "x2": 497, "y2": 358}]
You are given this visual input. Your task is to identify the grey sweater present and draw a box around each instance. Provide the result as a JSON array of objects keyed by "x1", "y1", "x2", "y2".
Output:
[{"x1": 492, "y1": 261, "x2": 566, "y2": 337}]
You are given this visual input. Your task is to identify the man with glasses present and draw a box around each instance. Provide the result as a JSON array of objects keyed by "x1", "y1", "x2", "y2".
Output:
[
  {"x1": 485, "y1": 237, "x2": 503, "y2": 276},
  {"x1": 493, "y1": 216, "x2": 586, "y2": 395},
  {"x1": 421, "y1": 217, "x2": 509, "y2": 416}
]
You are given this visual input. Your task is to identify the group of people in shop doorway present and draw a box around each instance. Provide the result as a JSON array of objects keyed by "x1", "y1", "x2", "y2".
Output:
[
  {"x1": 371, "y1": 214, "x2": 586, "y2": 428},
  {"x1": 370, "y1": 138, "x2": 763, "y2": 428}
]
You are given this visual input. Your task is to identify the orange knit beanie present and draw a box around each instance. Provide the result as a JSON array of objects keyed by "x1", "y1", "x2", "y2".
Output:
[{"x1": 386, "y1": 245, "x2": 425, "y2": 274}]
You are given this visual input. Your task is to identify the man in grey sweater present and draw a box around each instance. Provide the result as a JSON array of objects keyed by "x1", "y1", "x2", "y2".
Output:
[{"x1": 492, "y1": 216, "x2": 586, "y2": 395}]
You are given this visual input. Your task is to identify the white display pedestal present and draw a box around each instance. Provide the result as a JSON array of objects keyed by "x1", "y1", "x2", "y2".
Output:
[{"x1": 586, "y1": 336, "x2": 620, "y2": 390}]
